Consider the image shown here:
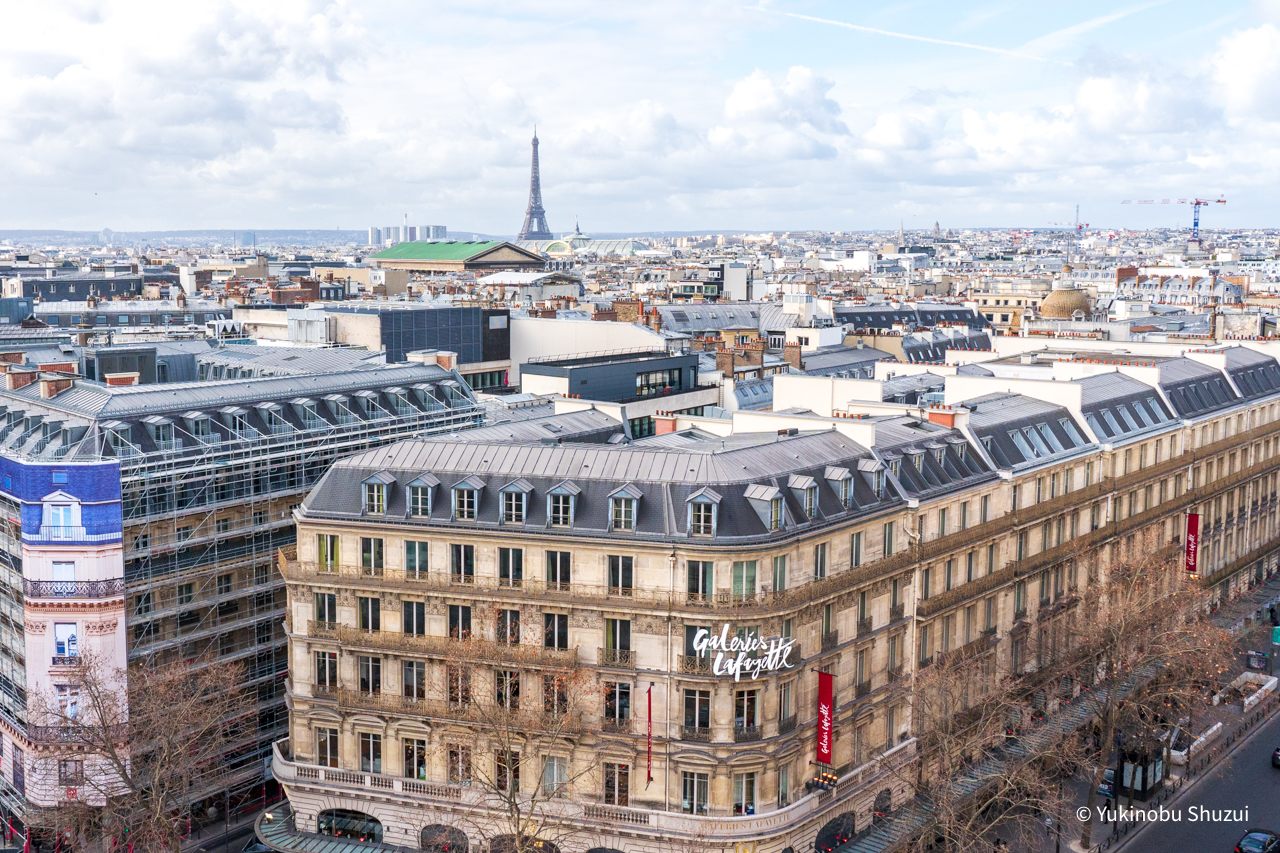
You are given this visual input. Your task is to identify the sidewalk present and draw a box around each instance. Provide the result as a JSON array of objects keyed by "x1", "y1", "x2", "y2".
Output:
[{"x1": 182, "y1": 809, "x2": 265, "y2": 853}]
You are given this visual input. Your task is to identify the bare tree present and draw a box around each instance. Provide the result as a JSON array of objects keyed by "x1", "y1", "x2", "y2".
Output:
[
  {"x1": 1056, "y1": 534, "x2": 1234, "y2": 849},
  {"x1": 419, "y1": 644, "x2": 606, "y2": 853},
  {"x1": 26, "y1": 652, "x2": 250, "y2": 853},
  {"x1": 901, "y1": 642, "x2": 1073, "y2": 852}
]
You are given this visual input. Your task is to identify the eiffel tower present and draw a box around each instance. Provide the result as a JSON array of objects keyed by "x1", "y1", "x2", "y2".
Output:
[{"x1": 517, "y1": 128, "x2": 554, "y2": 240}]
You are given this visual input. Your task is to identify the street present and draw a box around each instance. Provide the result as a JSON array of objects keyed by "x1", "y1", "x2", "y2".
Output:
[{"x1": 1114, "y1": 707, "x2": 1280, "y2": 852}]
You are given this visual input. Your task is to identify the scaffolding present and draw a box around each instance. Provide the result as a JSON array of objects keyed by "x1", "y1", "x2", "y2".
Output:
[{"x1": 0, "y1": 365, "x2": 485, "y2": 816}]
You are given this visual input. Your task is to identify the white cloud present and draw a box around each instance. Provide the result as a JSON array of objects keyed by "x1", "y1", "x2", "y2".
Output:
[{"x1": 0, "y1": 0, "x2": 1273, "y2": 231}]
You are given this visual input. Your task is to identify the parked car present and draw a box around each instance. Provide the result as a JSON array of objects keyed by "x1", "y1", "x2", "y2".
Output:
[
  {"x1": 1271, "y1": 746, "x2": 1280, "y2": 768},
  {"x1": 1235, "y1": 829, "x2": 1280, "y2": 853},
  {"x1": 1096, "y1": 767, "x2": 1116, "y2": 799}
]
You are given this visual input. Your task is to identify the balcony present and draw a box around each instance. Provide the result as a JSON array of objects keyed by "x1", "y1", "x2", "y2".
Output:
[
  {"x1": 886, "y1": 665, "x2": 904, "y2": 684},
  {"x1": 890, "y1": 603, "x2": 905, "y2": 622},
  {"x1": 602, "y1": 718, "x2": 631, "y2": 734},
  {"x1": 821, "y1": 630, "x2": 839, "y2": 652},
  {"x1": 24, "y1": 578, "x2": 125, "y2": 599},
  {"x1": 856, "y1": 617, "x2": 873, "y2": 637},
  {"x1": 734, "y1": 725, "x2": 763, "y2": 743},
  {"x1": 51, "y1": 655, "x2": 79, "y2": 668},
  {"x1": 680, "y1": 725, "x2": 711, "y2": 742},
  {"x1": 607, "y1": 584, "x2": 634, "y2": 598},
  {"x1": 855, "y1": 680, "x2": 871, "y2": 699},
  {"x1": 314, "y1": 623, "x2": 579, "y2": 668},
  {"x1": 778, "y1": 715, "x2": 797, "y2": 734},
  {"x1": 679, "y1": 654, "x2": 712, "y2": 675},
  {"x1": 599, "y1": 648, "x2": 636, "y2": 669}
]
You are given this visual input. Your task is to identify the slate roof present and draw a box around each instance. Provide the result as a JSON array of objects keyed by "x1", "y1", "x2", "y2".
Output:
[
  {"x1": 965, "y1": 392, "x2": 1094, "y2": 470},
  {"x1": 301, "y1": 414, "x2": 996, "y2": 543},
  {"x1": 1154, "y1": 357, "x2": 1241, "y2": 418},
  {"x1": 656, "y1": 304, "x2": 763, "y2": 334},
  {"x1": 1221, "y1": 346, "x2": 1280, "y2": 401},
  {"x1": 1078, "y1": 373, "x2": 1176, "y2": 442},
  {"x1": 801, "y1": 345, "x2": 893, "y2": 377}
]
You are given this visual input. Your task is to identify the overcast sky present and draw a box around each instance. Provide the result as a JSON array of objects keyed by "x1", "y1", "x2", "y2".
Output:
[{"x1": 2, "y1": 0, "x2": 1276, "y2": 234}]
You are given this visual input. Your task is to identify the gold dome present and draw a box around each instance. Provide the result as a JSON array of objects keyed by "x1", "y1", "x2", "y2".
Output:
[{"x1": 1040, "y1": 286, "x2": 1091, "y2": 319}]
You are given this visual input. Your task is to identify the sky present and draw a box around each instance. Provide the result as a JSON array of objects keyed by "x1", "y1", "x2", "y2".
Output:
[{"x1": 1, "y1": 0, "x2": 1277, "y2": 234}]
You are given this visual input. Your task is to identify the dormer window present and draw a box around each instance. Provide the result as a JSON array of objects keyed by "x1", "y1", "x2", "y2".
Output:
[
  {"x1": 825, "y1": 466, "x2": 852, "y2": 507},
  {"x1": 933, "y1": 447, "x2": 946, "y2": 466},
  {"x1": 888, "y1": 459, "x2": 901, "y2": 478},
  {"x1": 363, "y1": 482, "x2": 385, "y2": 514},
  {"x1": 362, "y1": 473, "x2": 394, "y2": 514},
  {"x1": 769, "y1": 496, "x2": 783, "y2": 530},
  {"x1": 804, "y1": 486, "x2": 818, "y2": 517},
  {"x1": 454, "y1": 488, "x2": 477, "y2": 520},
  {"x1": 874, "y1": 470, "x2": 885, "y2": 498},
  {"x1": 410, "y1": 486, "x2": 430, "y2": 516},
  {"x1": 609, "y1": 483, "x2": 643, "y2": 532},
  {"x1": 547, "y1": 482, "x2": 581, "y2": 528},
  {"x1": 687, "y1": 488, "x2": 721, "y2": 537},
  {"x1": 612, "y1": 497, "x2": 635, "y2": 530},
  {"x1": 504, "y1": 490, "x2": 527, "y2": 524}
]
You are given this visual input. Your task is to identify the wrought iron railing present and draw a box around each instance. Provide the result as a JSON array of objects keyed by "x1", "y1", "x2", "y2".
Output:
[{"x1": 24, "y1": 578, "x2": 125, "y2": 599}]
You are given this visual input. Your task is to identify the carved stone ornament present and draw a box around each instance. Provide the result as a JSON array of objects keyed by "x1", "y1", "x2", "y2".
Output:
[{"x1": 24, "y1": 620, "x2": 46, "y2": 635}]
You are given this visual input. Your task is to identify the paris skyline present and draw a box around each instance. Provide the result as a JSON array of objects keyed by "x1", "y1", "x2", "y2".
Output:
[{"x1": 1, "y1": 0, "x2": 1275, "y2": 233}]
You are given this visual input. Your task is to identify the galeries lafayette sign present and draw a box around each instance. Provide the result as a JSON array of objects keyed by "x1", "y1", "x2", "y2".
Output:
[{"x1": 692, "y1": 625, "x2": 797, "y2": 681}]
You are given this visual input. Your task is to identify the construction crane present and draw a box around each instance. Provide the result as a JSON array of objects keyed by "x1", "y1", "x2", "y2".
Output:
[{"x1": 1120, "y1": 196, "x2": 1227, "y2": 243}]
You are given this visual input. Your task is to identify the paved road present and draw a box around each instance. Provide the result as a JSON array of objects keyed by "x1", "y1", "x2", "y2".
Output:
[{"x1": 1118, "y1": 708, "x2": 1280, "y2": 852}]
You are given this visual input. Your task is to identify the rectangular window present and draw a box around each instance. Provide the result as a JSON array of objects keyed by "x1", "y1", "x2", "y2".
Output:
[
  {"x1": 769, "y1": 496, "x2": 783, "y2": 530},
  {"x1": 687, "y1": 560, "x2": 713, "y2": 602},
  {"x1": 883, "y1": 521, "x2": 895, "y2": 557},
  {"x1": 541, "y1": 755, "x2": 568, "y2": 796},
  {"x1": 495, "y1": 750, "x2": 520, "y2": 792},
  {"x1": 546, "y1": 550, "x2": 572, "y2": 590},
  {"x1": 944, "y1": 559, "x2": 955, "y2": 592},
  {"x1": 543, "y1": 673, "x2": 569, "y2": 716},
  {"x1": 986, "y1": 543, "x2": 996, "y2": 574},
  {"x1": 498, "y1": 547, "x2": 523, "y2": 587},
  {"x1": 690, "y1": 502, "x2": 714, "y2": 536},
  {"x1": 732, "y1": 560, "x2": 757, "y2": 601},
  {"x1": 314, "y1": 592, "x2": 336, "y2": 625},
  {"x1": 178, "y1": 582, "x2": 194, "y2": 605},
  {"x1": 409, "y1": 485, "x2": 430, "y2": 516},
  {"x1": 502, "y1": 490, "x2": 526, "y2": 524},
  {"x1": 497, "y1": 608, "x2": 520, "y2": 645},
  {"x1": 453, "y1": 488, "x2": 477, "y2": 520},
  {"x1": 549, "y1": 494, "x2": 573, "y2": 527},
  {"x1": 315, "y1": 651, "x2": 337, "y2": 691},
  {"x1": 920, "y1": 566, "x2": 932, "y2": 601},
  {"x1": 362, "y1": 482, "x2": 385, "y2": 514},
  {"x1": 448, "y1": 745, "x2": 472, "y2": 784},
  {"x1": 54, "y1": 623, "x2": 78, "y2": 658},
  {"x1": 450, "y1": 543, "x2": 474, "y2": 583},
  {"x1": 813, "y1": 543, "x2": 828, "y2": 580},
  {"x1": 316, "y1": 727, "x2": 339, "y2": 768},
  {"x1": 683, "y1": 688, "x2": 711, "y2": 730},
  {"x1": 851, "y1": 531, "x2": 863, "y2": 567},
  {"x1": 980, "y1": 495, "x2": 990, "y2": 523},
  {"x1": 604, "y1": 618, "x2": 631, "y2": 652},
  {"x1": 447, "y1": 665, "x2": 472, "y2": 706},
  {"x1": 403, "y1": 738, "x2": 428, "y2": 780},
  {"x1": 216, "y1": 573, "x2": 232, "y2": 595},
  {"x1": 605, "y1": 682, "x2": 631, "y2": 725},
  {"x1": 544, "y1": 613, "x2": 568, "y2": 649},
  {"x1": 405, "y1": 540, "x2": 429, "y2": 578},
  {"x1": 359, "y1": 732, "x2": 382, "y2": 773},
  {"x1": 317, "y1": 534, "x2": 339, "y2": 570},
  {"x1": 402, "y1": 600, "x2": 426, "y2": 636},
  {"x1": 608, "y1": 555, "x2": 634, "y2": 596},
  {"x1": 966, "y1": 551, "x2": 976, "y2": 583},
  {"x1": 733, "y1": 771, "x2": 757, "y2": 815},
  {"x1": 611, "y1": 497, "x2": 636, "y2": 530},
  {"x1": 495, "y1": 669, "x2": 520, "y2": 709},
  {"x1": 772, "y1": 555, "x2": 787, "y2": 592},
  {"x1": 604, "y1": 762, "x2": 630, "y2": 806},
  {"x1": 403, "y1": 660, "x2": 426, "y2": 700},
  {"x1": 682, "y1": 771, "x2": 709, "y2": 814},
  {"x1": 357, "y1": 656, "x2": 381, "y2": 695},
  {"x1": 448, "y1": 604, "x2": 472, "y2": 640},
  {"x1": 358, "y1": 595, "x2": 380, "y2": 632},
  {"x1": 360, "y1": 537, "x2": 384, "y2": 575},
  {"x1": 937, "y1": 507, "x2": 948, "y2": 538}
]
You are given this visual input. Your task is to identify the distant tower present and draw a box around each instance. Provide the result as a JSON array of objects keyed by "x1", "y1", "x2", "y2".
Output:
[{"x1": 518, "y1": 129, "x2": 553, "y2": 240}]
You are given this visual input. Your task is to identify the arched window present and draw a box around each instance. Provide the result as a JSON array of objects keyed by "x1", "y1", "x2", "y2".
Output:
[
  {"x1": 420, "y1": 824, "x2": 468, "y2": 853},
  {"x1": 317, "y1": 808, "x2": 382, "y2": 843}
]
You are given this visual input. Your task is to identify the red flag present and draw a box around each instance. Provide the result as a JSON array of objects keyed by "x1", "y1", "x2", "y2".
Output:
[
  {"x1": 816, "y1": 671, "x2": 834, "y2": 765},
  {"x1": 646, "y1": 684, "x2": 653, "y2": 784},
  {"x1": 1184, "y1": 513, "x2": 1200, "y2": 574}
]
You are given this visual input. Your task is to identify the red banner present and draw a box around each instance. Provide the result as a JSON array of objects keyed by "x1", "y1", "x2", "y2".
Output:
[
  {"x1": 816, "y1": 671, "x2": 834, "y2": 765},
  {"x1": 646, "y1": 684, "x2": 653, "y2": 784},
  {"x1": 1185, "y1": 513, "x2": 1200, "y2": 574}
]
